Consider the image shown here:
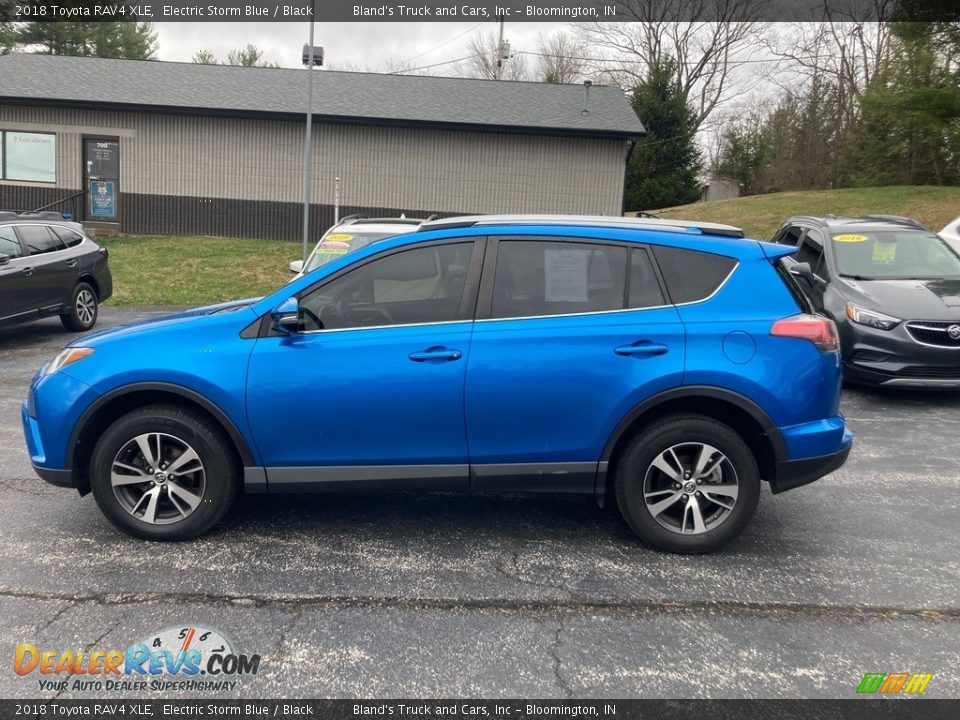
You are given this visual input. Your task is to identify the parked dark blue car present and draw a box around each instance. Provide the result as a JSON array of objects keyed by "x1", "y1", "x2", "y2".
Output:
[{"x1": 23, "y1": 215, "x2": 852, "y2": 553}]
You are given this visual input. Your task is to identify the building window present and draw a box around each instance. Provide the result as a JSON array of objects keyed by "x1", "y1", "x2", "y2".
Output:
[{"x1": 1, "y1": 131, "x2": 57, "y2": 183}]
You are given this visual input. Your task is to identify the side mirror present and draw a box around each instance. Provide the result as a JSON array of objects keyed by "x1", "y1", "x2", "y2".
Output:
[
  {"x1": 271, "y1": 297, "x2": 300, "y2": 334},
  {"x1": 0, "y1": 254, "x2": 8, "y2": 266},
  {"x1": 789, "y1": 261, "x2": 822, "y2": 289},
  {"x1": 289, "y1": 259, "x2": 304, "y2": 274}
]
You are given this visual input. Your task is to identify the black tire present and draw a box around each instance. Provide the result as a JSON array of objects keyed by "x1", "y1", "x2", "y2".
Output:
[
  {"x1": 61, "y1": 281, "x2": 98, "y2": 332},
  {"x1": 614, "y1": 415, "x2": 760, "y2": 554},
  {"x1": 90, "y1": 405, "x2": 239, "y2": 540}
]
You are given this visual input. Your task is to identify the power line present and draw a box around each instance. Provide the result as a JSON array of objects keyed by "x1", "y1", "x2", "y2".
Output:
[
  {"x1": 389, "y1": 54, "x2": 482, "y2": 74},
  {"x1": 405, "y1": 22, "x2": 486, "y2": 63}
]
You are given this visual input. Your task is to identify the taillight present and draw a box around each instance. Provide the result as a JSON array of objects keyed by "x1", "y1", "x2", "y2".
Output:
[
  {"x1": 771, "y1": 314, "x2": 839, "y2": 352},
  {"x1": 98, "y1": 246, "x2": 108, "y2": 259}
]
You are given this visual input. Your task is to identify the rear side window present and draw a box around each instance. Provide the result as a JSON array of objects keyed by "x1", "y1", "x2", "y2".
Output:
[
  {"x1": 628, "y1": 250, "x2": 665, "y2": 308},
  {"x1": 651, "y1": 245, "x2": 737, "y2": 303},
  {"x1": 492, "y1": 240, "x2": 627, "y2": 319},
  {"x1": 16, "y1": 225, "x2": 65, "y2": 255},
  {"x1": 0, "y1": 226, "x2": 23, "y2": 258},
  {"x1": 51, "y1": 226, "x2": 85, "y2": 248}
]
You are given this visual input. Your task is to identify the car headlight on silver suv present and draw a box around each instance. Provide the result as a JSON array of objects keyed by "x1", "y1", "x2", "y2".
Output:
[
  {"x1": 845, "y1": 303, "x2": 901, "y2": 331},
  {"x1": 44, "y1": 347, "x2": 95, "y2": 376}
]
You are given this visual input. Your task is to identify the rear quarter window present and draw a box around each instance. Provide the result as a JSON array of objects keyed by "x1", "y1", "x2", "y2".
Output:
[{"x1": 651, "y1": 245, "x2": 737, "y2": 303}]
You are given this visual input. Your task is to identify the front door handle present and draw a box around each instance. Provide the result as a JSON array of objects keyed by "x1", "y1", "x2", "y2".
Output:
[
  {"x1": 20, "y1": 266, "x2": 34, "y2": 276},
  {"x1": 614, "y1": 341, "x2": 669, "y2": 357},
  {"x1": 408, "y1": 346, "x2": 462, "y2": 363}
]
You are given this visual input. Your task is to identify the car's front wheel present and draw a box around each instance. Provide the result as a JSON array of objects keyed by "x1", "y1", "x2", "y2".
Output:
[
  {"x1": 615, "y1": 415, "x2": 760, "y2": 553},
  {"x1": 61, "y1": 281, "x2": 98, "y2": 332},
  {"x1": 90, "y1": 405, "x2": 238, "y2": 540}
]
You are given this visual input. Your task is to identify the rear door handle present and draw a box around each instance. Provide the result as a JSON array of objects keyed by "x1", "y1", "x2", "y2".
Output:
[
  {"x1": 614, "y1": 341, "x2": 669, "y2": 357},
  {"x1": 65, "y1": 259, "x2": 78, "y2": 268},
  {"x1": 20, "y1": 267, "x2": 34, "y2": 276},
  {"x1": 408, "y1": 346, "x2": 462, "y2": 363}
]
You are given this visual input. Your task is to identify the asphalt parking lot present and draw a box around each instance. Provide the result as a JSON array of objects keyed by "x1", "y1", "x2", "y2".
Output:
[{"x1": 1, "y1": 307, "x2": 958, "y2": 699}]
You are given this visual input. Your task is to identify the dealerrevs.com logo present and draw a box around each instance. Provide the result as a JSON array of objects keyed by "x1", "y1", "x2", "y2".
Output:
[{"x1": 14, "y1": 625, "x2": 261, "y2": 693}]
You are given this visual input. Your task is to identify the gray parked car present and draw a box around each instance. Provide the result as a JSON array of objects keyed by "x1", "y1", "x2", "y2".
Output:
[{"x1": 0, "y1": 212, "x2": 113, "y2": 332}]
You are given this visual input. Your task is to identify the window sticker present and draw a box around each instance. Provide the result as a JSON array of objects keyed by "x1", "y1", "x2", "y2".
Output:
[
  {"x1": 324, "y1": 233, "x2": 353, "y2": 242},
  {"x1": 544, "y1": 248, "x2": 589, "y2": 302},
  {"x1": 872, "y1": 243, "x2": 896, "y2": 264},
  {"x1": 833, "y1": 234, "x2": 868, "y2": 243}
]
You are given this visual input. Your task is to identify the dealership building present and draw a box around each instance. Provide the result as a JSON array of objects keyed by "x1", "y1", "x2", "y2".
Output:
[{"x1": 0, "y1": 54, "x2": 643, "y2": 240}]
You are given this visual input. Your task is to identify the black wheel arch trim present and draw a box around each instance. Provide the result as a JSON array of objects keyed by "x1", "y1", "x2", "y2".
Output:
[
  {"x1": 67, "y1": 381, "x2": 256, "y2": 471},
  {"x1": 596, "y1": 385, "x2": 787, "y2": 495}
]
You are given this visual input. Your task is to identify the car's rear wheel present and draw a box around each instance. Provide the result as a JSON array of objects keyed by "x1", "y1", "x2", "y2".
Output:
[
  {"x1": 90, "y1": 405, "x2": 238, "y2": 540},
  {"x1": 61, "y1": 282, "x2": 98, "y2": 332},
  {"x1": 615, "y1": 415, "x2": 760, "y2": 554}
]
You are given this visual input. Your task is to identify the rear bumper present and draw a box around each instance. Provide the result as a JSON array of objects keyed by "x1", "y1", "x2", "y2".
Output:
[{"x1": 771, "y1": 429, "x2": 853, "y2": 494}]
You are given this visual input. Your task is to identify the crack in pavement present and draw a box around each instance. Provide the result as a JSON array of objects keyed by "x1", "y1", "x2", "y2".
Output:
[
  {"x1": 493, "y1": 546, "x2": 574, "y2": 599},
  {"x1": 550, "y1": 613, "x2": 572, "y2": 699},
  {"x1": 3, "y1": 588, "x2": 959, "y2": 621},
  {"x1": 54, "y1": 624, "x2": 117, "y2": 700}
]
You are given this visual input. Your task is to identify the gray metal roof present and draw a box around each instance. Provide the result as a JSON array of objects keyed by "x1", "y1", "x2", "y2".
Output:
[{"x1": 0, "y1": 54, "x2": 644, "y2": 138}]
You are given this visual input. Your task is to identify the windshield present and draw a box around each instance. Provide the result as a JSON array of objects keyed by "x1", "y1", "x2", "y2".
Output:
[
  {"x1": 832, "y1": 230, "x2": 960, "y2": 279},
  {"x1": 303, "y1": 231, "x2": 398, "y2": 273}
]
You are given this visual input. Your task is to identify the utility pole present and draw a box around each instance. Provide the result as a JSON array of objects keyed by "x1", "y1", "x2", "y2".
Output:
[
  {"x1": 495, "y1": 18, "x2": 504, "y2": 80},
  {"x1": 301, "y1": 6, "x2": 318, "y2": 264}
]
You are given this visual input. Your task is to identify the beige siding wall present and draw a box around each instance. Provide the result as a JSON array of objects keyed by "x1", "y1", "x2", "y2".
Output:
[{"x1": 0, "y1": 105, "x2": 627, "y2": 215}]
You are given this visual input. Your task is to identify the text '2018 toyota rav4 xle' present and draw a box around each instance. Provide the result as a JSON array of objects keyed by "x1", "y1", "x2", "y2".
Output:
[{"x1": 23, "y1": 216, "x2": 852, "y2": 553}]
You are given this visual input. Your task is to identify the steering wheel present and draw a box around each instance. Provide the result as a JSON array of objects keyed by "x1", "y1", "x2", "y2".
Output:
[{"x1": 352, "y1": 305, "x2": 395, "y2": 325}]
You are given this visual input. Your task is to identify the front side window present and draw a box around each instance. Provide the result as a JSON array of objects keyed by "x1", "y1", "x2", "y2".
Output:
[
  {"x1": 831, "y1": 229, "x2": 960, "y2": 279},
  {"x1": 2, "y1": 132, "x2": 56, "y2": 183},
  {"x1": 16, "y1": 225, "x2": 64, "y2": 256},
  {"x1": 0, "y1": 226, "x2": 23, "y2": 258},
  {"x1": 299, "y1": 242, "x2": 474, "y2": 331},
  {"x1": 796, "y1": 233, "x2": 826, "y2": 276},
  {"x1": 491, "y1": 240, "x2": 627, "y2": 319}
]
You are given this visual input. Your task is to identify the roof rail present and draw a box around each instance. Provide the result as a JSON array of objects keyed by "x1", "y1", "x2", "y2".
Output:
[
  {"x1": 350, "y1": 217, "x2": 424, "y2": 225},
  {"x1": 418, "y1": 214, "x2": 745, "y2": 238},
  {"x1": 0, "y1": 210, "x2": 66, "y2": 220},
  {"x1": 859, "y1": 214, "x2": 929, "y2": 231},
  {"x1": 336, "y1": 213, "x2": 367, "y2": 225}
]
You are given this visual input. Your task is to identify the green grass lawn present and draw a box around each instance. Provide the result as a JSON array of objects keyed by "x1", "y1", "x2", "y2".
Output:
[
  {"x1": 99, "y1": 235, "x2": 301, "y2": 306},
  {"x1": 653, "y1": 185, "x2": 960, "y2": 240}
]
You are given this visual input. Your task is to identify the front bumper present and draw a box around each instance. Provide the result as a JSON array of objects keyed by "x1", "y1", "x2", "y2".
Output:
[
  {"x1": 841, "y1": 321, "x2": 960, "y2": 388},
  {"x1": 770, "y1": 428, "x2": 853, "y2": 494}
]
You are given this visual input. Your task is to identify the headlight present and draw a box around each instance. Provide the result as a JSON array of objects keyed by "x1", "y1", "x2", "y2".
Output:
[
  {"x1": 845, "y1": 304, "x2": 900, "y2": 331},
  {"x1": 44, "y1": 347, "x2": 95, "y2": 376}
]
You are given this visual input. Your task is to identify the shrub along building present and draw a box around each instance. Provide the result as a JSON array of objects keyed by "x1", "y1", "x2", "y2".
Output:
[{"x1": 0, "y1": 54, "x2": 643, "y2": 240}]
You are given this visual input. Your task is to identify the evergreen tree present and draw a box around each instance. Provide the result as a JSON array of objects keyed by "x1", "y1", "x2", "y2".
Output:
[
  {"x1": 7, "y1": 20, "x2": 156, "y2": 59},
  {"x1": 846, "y1": 23, "x2": 960, "y2": 186},
  {"x1": 624, "y1": 58, "x2": 702, "y2": 211}
]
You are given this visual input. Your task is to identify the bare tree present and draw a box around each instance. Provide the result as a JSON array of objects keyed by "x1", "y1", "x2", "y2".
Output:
[
  {"x1": 576, "y1": 0, "x2": 768, "y2": 131},
  {"x1": 460, "y1": 31, "x2": 528, "y2": 81},
  {"x1": 534, "y1": 31, "x2": 587, "y2": 84}
]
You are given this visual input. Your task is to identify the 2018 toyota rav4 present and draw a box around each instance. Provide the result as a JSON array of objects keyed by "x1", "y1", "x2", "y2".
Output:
[{"x1": 23, "y1": 215, "x2": 852, "y2": 553}]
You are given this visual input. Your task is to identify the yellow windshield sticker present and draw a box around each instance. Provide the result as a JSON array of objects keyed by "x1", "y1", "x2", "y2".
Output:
[
  {"x1": 324, "y1": 233, "x2": 353, "y2": 242},
  {"x1": 872, "y1": 243, "x2": 896, "y2": 263},
  {"x1": 833, "y1": 234, "x2": 868, "y2": 243}
]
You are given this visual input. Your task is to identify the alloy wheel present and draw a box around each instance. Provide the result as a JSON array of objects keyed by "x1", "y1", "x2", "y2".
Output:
[
  {"x1": 76, "y1": 289, "x2": 96, "y2": 326},
  {"x1": 642, "y1": 442, "x2": 739, "y2": 535},
  {"x1": 110, "y1": 432, "x2": 206, "y2": 525}
]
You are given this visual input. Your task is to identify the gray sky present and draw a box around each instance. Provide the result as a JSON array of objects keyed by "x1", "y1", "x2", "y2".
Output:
[{"x1": 154, "y1": 22, "x2": 567, "y2": 74}]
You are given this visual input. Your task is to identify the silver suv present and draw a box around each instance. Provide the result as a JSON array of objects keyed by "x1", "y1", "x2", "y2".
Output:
[{"x1": 289, "y1": 215, "x2": 428, "y2": 280}]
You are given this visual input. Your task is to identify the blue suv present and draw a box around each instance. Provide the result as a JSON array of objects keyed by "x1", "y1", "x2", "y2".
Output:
[{"x1": 22, "y1": 216, "x2": 852, "y2": 553}]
